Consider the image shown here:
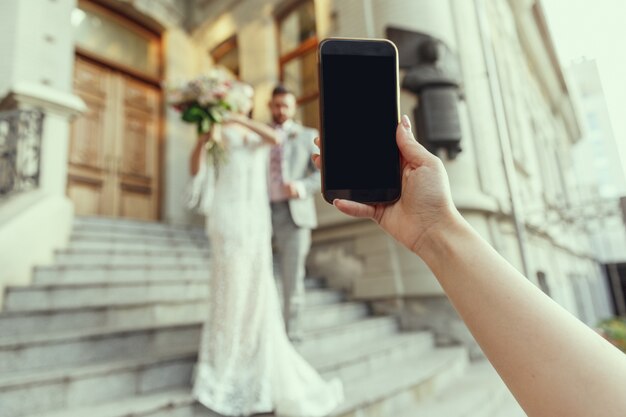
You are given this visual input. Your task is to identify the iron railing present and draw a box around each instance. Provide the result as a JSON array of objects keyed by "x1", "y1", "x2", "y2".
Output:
[{"x1": 0, "y1": 110, "x2": 44, "y2": 198}]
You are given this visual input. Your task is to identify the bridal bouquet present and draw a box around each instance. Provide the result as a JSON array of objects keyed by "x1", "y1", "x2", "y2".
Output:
[{"x1": 168, "y1": 67, "x2": 241, "y2": 166}]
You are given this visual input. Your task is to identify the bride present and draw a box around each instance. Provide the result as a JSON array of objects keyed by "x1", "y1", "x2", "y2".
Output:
[{"x1": 189, "y1": 82, "x2": 343, "y2": 416}]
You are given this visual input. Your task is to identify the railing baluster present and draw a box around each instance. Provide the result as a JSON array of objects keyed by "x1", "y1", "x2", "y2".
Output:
[{"x1": 0, "y1": 110, "x2": 44, "y2": 199}]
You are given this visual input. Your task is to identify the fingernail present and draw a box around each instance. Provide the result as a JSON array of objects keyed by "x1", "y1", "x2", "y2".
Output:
[{"x1": 401, "y1": 115, "x2": 411, "y2": 130}]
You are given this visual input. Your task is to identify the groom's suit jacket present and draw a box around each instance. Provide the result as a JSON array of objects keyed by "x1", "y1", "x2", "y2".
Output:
[{"x1": 273, "y1": 121, "x2": 321, "y2": 229}]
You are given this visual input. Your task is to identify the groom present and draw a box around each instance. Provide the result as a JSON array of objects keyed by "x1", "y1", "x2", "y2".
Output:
[{"x1": 268, "y1": 85, "x2": 320, "y2": 342}]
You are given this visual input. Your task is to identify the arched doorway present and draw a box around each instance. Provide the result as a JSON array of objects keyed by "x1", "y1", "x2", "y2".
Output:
[{"x1": 68, "y1": 0, "x2": 163, "y2": 220}]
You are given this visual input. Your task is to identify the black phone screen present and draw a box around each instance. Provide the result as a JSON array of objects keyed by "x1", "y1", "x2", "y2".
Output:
[{"x1": 321, "y1": 47, "x2": 400, "y2": 196}]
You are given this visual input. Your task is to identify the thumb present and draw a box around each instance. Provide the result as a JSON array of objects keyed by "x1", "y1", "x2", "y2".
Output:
[{"x1": 397, "y1": 115, "x2": 431, "y2": 166}]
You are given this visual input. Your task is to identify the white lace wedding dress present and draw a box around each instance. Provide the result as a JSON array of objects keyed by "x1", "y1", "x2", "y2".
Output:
[{"x1": 192, "y1": 124, "x2": 343, "y2": 416}]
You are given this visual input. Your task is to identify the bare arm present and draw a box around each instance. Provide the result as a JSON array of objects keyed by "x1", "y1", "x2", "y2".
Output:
[
  {"x1": 190, "y1": 133, "x2": 208, "y2": 176},
  {"x1": 225, "y1": 113, "x2": 281, "y2": 145},
  {"x1": 419, "y1": 213, "x2": 626, "y2": 417},
  {"x1": 313, "y1": 115, "x2": 626, "y2": 417}
]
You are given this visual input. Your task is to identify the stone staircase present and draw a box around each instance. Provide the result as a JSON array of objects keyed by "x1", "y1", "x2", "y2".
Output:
[{"x1": 0, "y1": 216, "x2": 523, "y2": 417}]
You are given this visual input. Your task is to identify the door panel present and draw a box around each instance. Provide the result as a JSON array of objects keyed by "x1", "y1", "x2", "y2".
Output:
[
  {"x1": 120, "y1": 184, "x2": 153, "y2": 220},
  {"x1": 68, "y1": 58, "x2": 111, "y2": 216},
  {"x1": 116, "y1": 78, "x2": 160, "y2": 219},
  {"x1": 68, "y1": 57, "x2": 161, "y2": 219},
  {"x1": 67, "y1": 180, "x2": 103, "y2": 215}
]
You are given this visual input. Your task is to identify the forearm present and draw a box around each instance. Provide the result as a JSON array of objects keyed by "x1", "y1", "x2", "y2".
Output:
[
  {"x1": 190, "y1": 142, "x2": 204, "y2": 176},
  {"x1": 235, "y1": 117, "x2": 280, "y2": 145},
  {"x1": 418, "y1": 214, "x2": 626, "y2": 417}
]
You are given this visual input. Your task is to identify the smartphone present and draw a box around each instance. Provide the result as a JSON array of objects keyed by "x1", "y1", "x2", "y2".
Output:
[{"x1": 318, "y1": 38, "x2": 401, "y2": 204}]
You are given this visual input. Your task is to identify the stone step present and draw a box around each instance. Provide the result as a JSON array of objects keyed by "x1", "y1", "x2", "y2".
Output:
[
  {"x1": 301, "y1": 302, "x2": 368, "y2": 332},
  {"x1": 0, "y1": 346, "x2": 197, "y2": 417},
  {"x1": 73, "y1": 216, "x2": 203, "y2": 235},
  {"x1": 72, "y1": 222, "x2": 207, "y2": 240},
  {"x1": 20, "y1": 389, "x2": 199, "y2": 417},
  {"x1": 0, "y1": 314, "x2": 384, "y2": 375},
  {"x1": 314, "y1": 332, "x2": 434, "y2": 382},
  {"x1": 53, "y1": 249, "x2": 211, "y2": 267},
  {"x1": 0, "y1": 322, "x2": 200, "y2": 375},
  {"x1": 1, "y1": 333, "x2": 431, "y2": 417},
  {"x1": 34, "y1": 264, "x2": 325, "y2": 290},
  {"x1": 68, "y1": 233, "x2": 209, "y2": 252},
  {"x1": 0, "y1": 298, "x2": 362, "y2": 337},
  {"x1": 3, "y1": 280, "x2": 210, "y2": 312},
  {"x1": 70, "y1": 232, "x2": 209, "y2": 248},
  {"x1": 297, "y1": 316, "x2": 398, "y2": 358},
  {"x1": 0, "y1": 299, "x2": 208, "y2": 337},
  {"x1": 33, "y1": 265, "x2": 210, "y2": 285},
  {"x1": 3, "y1": 280, "x2": 341, "y2": 312},
  {"x1": 399, "y1": 360, "x2": 525, "y2": 417},
  {"x1": 18, "y1": 347, "x2": 467, "y2": 417},
  {"x1": 333, "y1": 346, "x2": 469, "y2": 417}
]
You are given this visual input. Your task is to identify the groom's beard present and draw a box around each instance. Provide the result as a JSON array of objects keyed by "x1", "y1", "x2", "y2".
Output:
[{"x1": 272, "y1": 116, "x2": 290, "y2": 126}]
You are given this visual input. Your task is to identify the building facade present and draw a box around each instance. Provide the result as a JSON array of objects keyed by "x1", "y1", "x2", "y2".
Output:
[
  {"x1": 568, "y1": 58, "x2": 626, "y2": 263},
  {"x1": 0, "y1": 0, "x2": 613, "y2": 344}
]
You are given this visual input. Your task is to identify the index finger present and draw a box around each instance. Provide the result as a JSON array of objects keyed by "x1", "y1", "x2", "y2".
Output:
[
  {"x1": 312, "y1": 137, "x2": 321, "y2": 169},
  {"x1": 312, "y1": 153, "x2": 321, "y2": 170}
]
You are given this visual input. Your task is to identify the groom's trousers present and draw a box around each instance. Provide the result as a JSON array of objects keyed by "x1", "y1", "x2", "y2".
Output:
[{"x1": 271, "y1": 201, "x2": 310, "y2": 340}]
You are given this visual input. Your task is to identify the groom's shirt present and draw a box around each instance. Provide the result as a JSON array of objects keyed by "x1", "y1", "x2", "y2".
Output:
[
  {"x1": 269, "y1": 121, "x2": 289, "y2": 202},
  {"x1": 270, "y1": 120, "x2": 306, "y2": 202}
]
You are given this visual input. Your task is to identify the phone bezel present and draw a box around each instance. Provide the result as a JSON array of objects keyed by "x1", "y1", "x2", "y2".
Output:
[{"x1": 317, "y1": 38, "x2": 402, "y2": 205}]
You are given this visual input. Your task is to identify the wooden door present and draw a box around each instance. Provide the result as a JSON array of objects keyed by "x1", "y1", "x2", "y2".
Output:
[{"x1": 68, "y1": 57, "x2": 160, "y2": 220}]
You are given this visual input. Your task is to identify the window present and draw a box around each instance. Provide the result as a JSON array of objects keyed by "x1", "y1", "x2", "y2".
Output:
[
  {"x1": 72, "y1": 2, "x2": 161, "y2": 78},
  {"x1": 211, "y1": 36, "x2": 240, "y2": 78},
  {"x1": 277, "y1": 0, "x2": 319, "y2": 129},
  {"x1": 536, "y1": 271, "x2": 551, "y2": 296}
]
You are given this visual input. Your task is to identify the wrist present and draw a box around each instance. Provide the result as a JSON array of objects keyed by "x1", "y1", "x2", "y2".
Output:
[
  {"x1": 414, "y1": 210, "x2": 470, "y2": 270},
  {"x1": 233, "y1": 114, "x2": 247, "y2": 125},
  {"x1": 198, "y1": 132, "x2": 211, "y2": 144}
]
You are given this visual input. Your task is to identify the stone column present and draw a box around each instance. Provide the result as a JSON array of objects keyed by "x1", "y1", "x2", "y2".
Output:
[
  {"x1": 0, "y1": 0, "x2": 86, "y2": 192},
  {"x1": 0, "y1": 0, "x2": 85, "y2": 300}
]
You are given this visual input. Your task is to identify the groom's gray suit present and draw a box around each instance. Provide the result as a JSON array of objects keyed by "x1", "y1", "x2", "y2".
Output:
[{"x1": 270, "y1": 120, "x2": 320, "y2": 340}]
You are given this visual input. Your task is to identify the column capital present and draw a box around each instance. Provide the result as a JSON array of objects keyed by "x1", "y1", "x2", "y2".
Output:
[{"x1": 0, "y1": 82, "x2": 86, "y2": 119}]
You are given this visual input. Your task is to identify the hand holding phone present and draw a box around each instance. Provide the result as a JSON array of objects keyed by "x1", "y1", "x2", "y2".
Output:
[
  {"x1": 318, "y1": 38, "x2": 402, "y2": 204},
  {"x1": 311, "y1": 115, "x2": 457, "y2": 256}
]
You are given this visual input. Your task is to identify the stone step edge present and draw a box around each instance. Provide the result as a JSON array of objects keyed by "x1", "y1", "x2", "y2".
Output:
[
  {"x1": 0, "y1": 345, "x2": 198, "y2": 389},
  {"x1": 69, "y1": 234, "x2": 208, "y2": 242},
  {"x1": 5, "y1": 278, "x2": 213, "y2": 292},
  {"x1": 1, "y1": 332, "x2": 428, "y2": 391},
  {"x1": 0, "y1": 299, "x2": 359, "y2": 324},
  {"x1": 0, "y1": 321, "x2": 203, "y2": 349},
  {"x1": 331, "y1": 346, "x2": 469, "y2": 416},
  {"x1": 299, "y1": 315, "x2": 395, "y2": 340},
  {"x1": 2, "y1": 287, "x2": 341, "y2": 314},
  {"x1": 36, "y1": 264, "x2": 210, "y2": 272},
  {"x1": 397, "y1": 360, "x2": 516, "y2": 417},
  {"x1": 4, "y1": 280, "x2": 335, "y2": 296},
  {"x1": 21, "y1": 347, "x2": 467, "y2": 417},
  {"x1": 0, "y1": 297, "x2": 209, "y2": 320},
  {"x1": 310, "y1": 332, "x2": 432, "y2": 371},
  {"x1": 22, "y1": 388, "x2": 195, "y2": 417},
  {"x1": 72, "y1": 225, "x2": 206, "y2": 234},
  {"x1": 0, "y1": 315, "x2": 387, "y2": 350},
  {"x1": 74, "y1": 216, "x2": 202, "y2": 229},
  {"x1": 55, "y1": 249, "x2": 211, "y2": 257}
]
